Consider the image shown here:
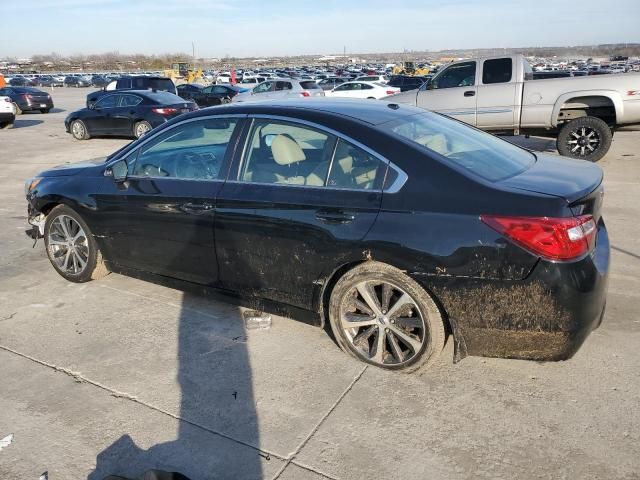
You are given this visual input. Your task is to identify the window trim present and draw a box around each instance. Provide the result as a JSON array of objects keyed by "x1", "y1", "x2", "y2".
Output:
[{"x1": 231, "y1": 114, "x2": 407, "y2": 193}]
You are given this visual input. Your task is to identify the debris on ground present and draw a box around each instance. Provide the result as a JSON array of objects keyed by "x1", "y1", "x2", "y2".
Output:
[
  {"x1": 0, "y1": 433, "x2": 13, "y2": 452},
  {"x1": 243, "y1": 310, "x2": 272, "y2": 330}
]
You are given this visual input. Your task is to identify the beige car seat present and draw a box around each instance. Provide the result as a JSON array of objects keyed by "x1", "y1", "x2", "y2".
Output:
[{"x1": 269, "y1": 134, "x2": 307, "y2": 185}]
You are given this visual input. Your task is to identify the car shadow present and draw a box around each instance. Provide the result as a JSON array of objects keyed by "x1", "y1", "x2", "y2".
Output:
[
  {"x1": 88, "y1": 241, "x2": 265, "y2": 479},
  {"x1": 11, "y1": 119, "x2": 44, "y2": 129}
]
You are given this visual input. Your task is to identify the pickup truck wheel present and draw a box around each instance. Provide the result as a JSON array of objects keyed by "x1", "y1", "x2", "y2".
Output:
[{"x1": 557, "y1": 117, "x2": 612, "y2": 162}]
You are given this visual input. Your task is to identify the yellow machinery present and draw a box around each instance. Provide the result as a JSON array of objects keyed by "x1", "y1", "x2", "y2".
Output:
[
  {"x1": 164, "y1": 62, "x2": 204, "y2": 84},
  {"x1": 392, "y1": 61, "x2": 430, "y2": 76}
]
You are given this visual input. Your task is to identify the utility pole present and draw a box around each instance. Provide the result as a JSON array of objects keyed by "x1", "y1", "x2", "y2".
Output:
[{"x1": 192, "y1": 41, "x2": 195, "y2": 62}]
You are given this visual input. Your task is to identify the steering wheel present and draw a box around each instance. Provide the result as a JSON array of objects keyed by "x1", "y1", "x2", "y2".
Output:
[
  {"x1": 177, "y1": 151, "x2": 215, "y2": 179},
  {"x1": 140, "y1": 163, "x2": 170, "y2": 177}
]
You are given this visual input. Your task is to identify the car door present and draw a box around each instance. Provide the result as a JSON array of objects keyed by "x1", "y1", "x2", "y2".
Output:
[
  {"x1": 475, "y1": 57, "x2": 518, "y2": 129},
  {"x1": 85, "y1": 94, "x2": 119, "y2": 133},
  {"x1": 98, "y1": 115, "x2": 244, "y2": 285},
  {"x1": 214, "y1": 116, "x2": 386, "y2": 310},
  {"x1": 251, "y1": 81, "x2": 273, "y2": 100},
  {"x1": 110, "y1": 94, "x2": 141, "y2": 134},
  {"x1": 416, "y1": 60, "x2": 478, "y2": 126},
  {"x1": 274, "y1": 81, "x2": 294, "y2": 99}
]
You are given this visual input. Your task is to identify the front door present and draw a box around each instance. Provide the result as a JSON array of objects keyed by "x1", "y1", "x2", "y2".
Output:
[
  {"x1": 97, "y1": 115, "x2": 243, "y2": 285},
  {"x1": 215, "y1": 117, "x2": 386, "y2": 310},
  {"x1": 86, "y1": 93, "x2": 119, "y2": 133},
  {"x1": 416, "y1": 60, "x2": 478, "y2": 126}
]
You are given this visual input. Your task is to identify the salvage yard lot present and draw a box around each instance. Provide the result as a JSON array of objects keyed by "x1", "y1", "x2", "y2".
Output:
[{"x1": 1, "y1": 88, "x2": 639, "y2": 479}]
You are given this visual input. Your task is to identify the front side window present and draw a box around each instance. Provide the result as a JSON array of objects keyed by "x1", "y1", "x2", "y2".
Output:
[
  {"x1": 131, "y1": 118, "x2": 238, "y2": 180},
  {"x1": 431, "y1": 61, "x2": 476, "y2": 89},
  {"x1": 482, "y1": 58, "x2": 513, "y2": 84},
  {"x1": 253, "y1": 82, "x2": 272, "y2": 94},
  {"x1": 386, "y1": 111, "x2": 535, "y2": 182}
]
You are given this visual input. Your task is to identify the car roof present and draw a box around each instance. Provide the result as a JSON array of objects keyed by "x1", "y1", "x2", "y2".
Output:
[{"x1": 190, "y1": 98, "x2": 421, "y2": 126}]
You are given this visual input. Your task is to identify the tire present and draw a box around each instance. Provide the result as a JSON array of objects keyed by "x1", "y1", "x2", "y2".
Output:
[
  {"x1": 12, "y1": 103, "x2": 22, "y2": 115},
  {"x1": 328, "y1": 261, "x2": 446, "y2": 373},
  {"x1": 134, "y1": 120, "x2": 152, "y2": 138},
  {"x1": 556, "y1": 116, "x2": 612, "y2": 162},
  {"x1": 40, "y1": 108, "x2": 50, "y2": 114},
  {"x1": 70, "y1": 119, "x2": 90, "y2": 140},
  {"x1": 43, "y1": 205, "x2": 109, "y2": 283}
]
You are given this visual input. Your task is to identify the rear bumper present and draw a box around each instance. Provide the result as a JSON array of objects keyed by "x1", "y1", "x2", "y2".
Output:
[
  {"x1": 421, "y1": 221, "x2": 610, "y2": 362},
  {"x1": 19, "y1": 100, "x2": 54, "y2": 111}
]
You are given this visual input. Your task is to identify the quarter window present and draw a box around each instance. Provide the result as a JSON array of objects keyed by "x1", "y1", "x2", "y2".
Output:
[
  {"x1": 119, "y1": 94, "x2": 142, "y2": 107},
  {"x1": 131, "y1": 118, "x2": 238, "y2": 180},
  {"x1": 431, "y1": 61, "x2": 476, "y2": 89},
  {"x1": 327, "y1": 139, "x2": 384, "y2": 190},
  {"x1": 482, "y1": 58, "x2": 513, "y2": 84}
]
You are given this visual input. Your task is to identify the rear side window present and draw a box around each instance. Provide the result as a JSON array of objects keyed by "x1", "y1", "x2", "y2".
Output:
[
  {"x1": 386, "y1": 111, "x2": 535, "y2": 182},
  {"x1": 327, "y1": 139, "x2": 385, "y2": 190},
  {"x1": 482, "y1": 58, "x2": 513, "y2": 84},
  {"x1": 299, "y1": 81, "x2": 320, "y2": 90}
]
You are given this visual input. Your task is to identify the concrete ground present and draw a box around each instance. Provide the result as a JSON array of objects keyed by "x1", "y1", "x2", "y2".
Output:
[{"x1": 1, "y1": 88, "x2": 639, "y2": 480}]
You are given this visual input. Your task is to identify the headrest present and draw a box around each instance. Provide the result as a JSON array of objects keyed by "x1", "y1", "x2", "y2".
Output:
[{"x1": 271, "y1": 135, "x2": 306, "y2": 165}]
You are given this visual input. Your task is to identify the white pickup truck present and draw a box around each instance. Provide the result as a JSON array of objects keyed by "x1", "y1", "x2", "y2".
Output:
[{"x1": 390, "y1": 54, "x2": 640, "y2": 161}]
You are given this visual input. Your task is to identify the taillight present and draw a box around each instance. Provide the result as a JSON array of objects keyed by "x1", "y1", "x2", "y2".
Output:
[
  {"x1": 386, "y1": 90, "x2": 397, "y2": 95},
  {"x1": 300, "y1": 91, "x2": 310, "y2": 97},
  {"x1": 152, "y1": 107, "x2": 178, "y2": 115},
  {"x1": 480, "y1": 215, "x2": 596, "y2": 261}
]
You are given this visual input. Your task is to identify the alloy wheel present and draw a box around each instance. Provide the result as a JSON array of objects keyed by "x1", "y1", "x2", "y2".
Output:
[
  {"x1": 135, "y1": 122, "x2": 151, "y2": 137},
  {"x1": 72, "y1": 121, "x2": 85, "y2": 139},
  {"x1": 567, "y1": 126, "x2": 600, "y2": 157},
  {"x1": 47, "y1": 215, "x2": 89, "y2": 275},
  {"x1": 339, "y1": 280, "x2": 427, "y2": 366}
]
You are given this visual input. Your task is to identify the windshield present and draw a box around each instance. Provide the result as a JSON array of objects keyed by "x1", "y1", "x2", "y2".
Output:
[{"x1": 385, "y1": 111, "x2": 535, "y2": 182}]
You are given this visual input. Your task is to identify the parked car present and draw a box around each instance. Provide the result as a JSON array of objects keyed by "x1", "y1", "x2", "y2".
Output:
[
  {"x1": 9, "y1": 76, "x2": 36, "y2": 87},
  {"x1": 0, "y1": 86, "x2": 54, "y2": 114},
  {"x1": 325, "y1": 81, "x2": 400, "y2": 99},
  {"x1": 86, "y1": 75, "x2": 177, "y2": 107},
  {"x1": 234, "y1": 78, "x2": 324, "y2": 102},
  {"x1": 37, "y1": 75, "x2": 64, "y2": 87},
  {"x1": 390, "y1": 54, "x2": 640, "y2": 161},
  {"x1": 317, "y1": 77, "x2": 348, "y2": 91},
  {"x1": 0, "y1": 96, "x2": 15, "y2": 128},
  {"x1": 177, "y1": 83, "x2": 248, "y2": 107},
  {"x1": 24, "y1": 99, "x2": 609, "y2": 372},
  {"x1": 91, "y1": 75, "x2": 110, "y2": 88},
  {"x1": 387, "y1": 75, "x2": 430, "y2": 92},
  {"x1": 64, "y1": 90, "x2": 197, "y2": 140},
  {"x1": 354, "y1": 75, "x2": 389, "y2": 83},
  {"x1": 64, "y1": 76, "x2": 91, "y2": 87}
]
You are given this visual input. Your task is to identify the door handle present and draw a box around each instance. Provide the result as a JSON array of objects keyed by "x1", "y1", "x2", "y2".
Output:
[
  {"x1": 315, "y1": 210, "x2": 355, "y2": 224},
  {"x1": 464, "y1": 90, "x2": 475, "y2": 97},
  {"x1": 181, "y1": 202, "x2": 214, "y2": 213}
]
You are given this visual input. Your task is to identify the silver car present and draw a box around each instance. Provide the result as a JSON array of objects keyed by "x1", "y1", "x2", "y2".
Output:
[{"x1": 234, "y1": 78, "x2": 324, "y2": 102}]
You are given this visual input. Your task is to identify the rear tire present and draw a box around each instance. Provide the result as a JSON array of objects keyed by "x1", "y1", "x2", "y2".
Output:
[
  {"x1": 70, "y1": 119, "x2": 90, "y2": 140},
  {"x1": 44, "y1": 205, "x2": 109, "y2": 283},
  {"x1": 134, "y1": 120, "x2": 152, "y2": 138},
  {"x1": 556, "y1": 116, "x2": 612, "y2": 162},
  {"x1": 41, "y1": 108, "x2": 50, "y2": 114},
  {"x1": 328, "y1": 261, "x2": 446, "y2": 373}
]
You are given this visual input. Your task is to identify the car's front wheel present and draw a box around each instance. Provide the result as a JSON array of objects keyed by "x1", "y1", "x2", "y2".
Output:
[
  {"x1": 70, "y1": 119, "x2": 90, "y2": 140},
  {"x1": 12, "y1": 103, "x2": 22, "y2": 115},
  {"x1": 44, "y1": 205, "x2": 109, "y2": 283},
  {"x1": 328, "y1": 261, "x2": 445, "y2": 372}
]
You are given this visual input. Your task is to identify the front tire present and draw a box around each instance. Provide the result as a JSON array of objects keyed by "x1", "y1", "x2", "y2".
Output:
[
  {"x1": 328, "y1": 261, "x2": 446, "y2": 372},
  {"x1": 556, "y1": 116, "x2": 612, "y2": 162},
  {"x1": 70, "y1": 119, "x2": 90, "y2": 140},
  {"x1": 44, "y1": 205, "x2": 109, "y2": 283}
]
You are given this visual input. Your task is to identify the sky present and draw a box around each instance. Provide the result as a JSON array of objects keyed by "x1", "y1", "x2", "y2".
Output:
[{"x1": 1, "y1": 0, "x2": 639, "y2": 58}]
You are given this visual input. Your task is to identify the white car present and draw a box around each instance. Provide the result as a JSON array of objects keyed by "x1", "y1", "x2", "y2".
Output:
[
  {"x1": 0, "y1": 96, "x2": 15, "y2": 128},
  {"x1": 354, "y1": 75, "x2": 389, "y2": 83},
  {"x1": 325, "y1": 81, "x2": 400, "y2": 100}
]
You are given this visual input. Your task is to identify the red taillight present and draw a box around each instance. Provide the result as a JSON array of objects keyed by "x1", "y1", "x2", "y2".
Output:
[
  {"x1": 386, "y1": 90, "x2": 397, "y2": 95},
  {"x1": 152, "y1": 107, "x2": 178, "y2": 115},
  {"x1": 300, "y1": 91, "x2": 310, "y2": 97},
  {"x1": 480, "y1": 215, "x2": 596, "y2": 261}
]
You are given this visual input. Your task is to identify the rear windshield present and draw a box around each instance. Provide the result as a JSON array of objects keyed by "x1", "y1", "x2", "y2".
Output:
[
  {"x1": 299, "y1": 81, "x2": 320, "y2": 90},
  {"x1": 131, "y1": 77, "x2": 176, "y2": 93},
  {"x1": 385, "y1": 111, "x2": 535, "y2": 182}
]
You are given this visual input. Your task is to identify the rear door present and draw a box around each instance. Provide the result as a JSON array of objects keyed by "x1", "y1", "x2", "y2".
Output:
[
  {"x1": 274, "y1": 81, "x2": 294, "y2": 99},
  {"x1": 476, "y1": 57, "x2": 518, "y2": 129},
  {"x1": 110, "y1": 94, "x2": 141, "y2": 134},
  {"x1": 416, "y1": 60, "x2": 478, "y2": 125},
  {"x1": 214, "y1": 116, "x2": 387, "y2": 309},
  {"x1": 86, "y1": 94, "x2": 119, "y2": 133}
]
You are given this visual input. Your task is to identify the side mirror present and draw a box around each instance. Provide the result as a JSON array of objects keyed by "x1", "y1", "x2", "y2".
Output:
[{"x1": 105, "y1": 159, "x2": 128, "y2": 182}]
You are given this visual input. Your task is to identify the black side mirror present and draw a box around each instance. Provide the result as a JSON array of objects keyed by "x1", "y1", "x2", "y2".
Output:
[{"x1": 105, "y1": 159, "x2": 128, "y2": 182}]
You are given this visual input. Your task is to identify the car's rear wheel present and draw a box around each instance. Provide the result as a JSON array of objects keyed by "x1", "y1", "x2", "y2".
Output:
[
  {"x1": 40, "y1": 108, "x2": 50, "y2": 114},
  {"x1": 70, "y1": 119, "x2": 90, "y2": 140},
  {"x1": 328, "y1": 261, "x2": 445, "y2": 372},
  {"x1": 134, "y1": 120, "x2": 152, "y2": 138},
  {"x1": 44, "y1": 205, "x2": 109, "y2": 283},
  {"x1": 556, "y1": 116, "x2": 612, "y2": 162},
  {"x1": 12, "y1": 103, "x2": 22, "y2": 115}
]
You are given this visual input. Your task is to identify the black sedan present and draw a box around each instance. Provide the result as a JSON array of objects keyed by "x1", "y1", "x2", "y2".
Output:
[
  {"x1": 64, "y1": 90, "x2": 197, "y2": 140},
  {"x1": 64, "y1": 76, "x2": 91, "y2": 87},
  {"x1": 25, "y1": 99, "x2": 609, "y2": 372},
  {"x1": 177, "y1": 83, "x2": 247, "y2": 107},
  {"x1": 9, "y1": 76, "x2": 36, "y2": 87},
  {"x1": 0, "y1": 86, "x2": 54, "y2": 114}
]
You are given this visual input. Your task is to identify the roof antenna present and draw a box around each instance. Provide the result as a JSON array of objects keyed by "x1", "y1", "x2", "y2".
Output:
[{"x1": 387, "y1": 103, "x2": 400, "y2": 110}]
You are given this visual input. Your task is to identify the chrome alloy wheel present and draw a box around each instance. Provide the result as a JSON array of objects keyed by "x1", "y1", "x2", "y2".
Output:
[
  {"x1": 72, "y1": 120, "x2": 85, "y2": 138},
  {"x1": 47, "y1": 214, "x2": 89, "y2": 274},
  {"x1": 135, "y1": 122, "x2": 151, "y2": 137},
  {"x1": 339, "y1": 280, "x2": 427, "y2": 366},
  {"x1": 567, "y1": 126, "x2": 600, "y2": 157}
]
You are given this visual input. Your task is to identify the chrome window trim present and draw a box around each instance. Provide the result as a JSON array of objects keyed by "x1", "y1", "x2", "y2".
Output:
[{"x1": 233, "y1": 114, "x2": 408, "y2": 194}]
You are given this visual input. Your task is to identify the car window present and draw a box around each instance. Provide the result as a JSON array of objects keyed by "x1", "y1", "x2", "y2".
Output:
[
  {"x1": 299, "y1": 81, "x2": 320, "y2": 90},
  {"x1": 131, "y1": 118, "x2": 238, "y2": 180},
  {"x1": 119, "y1": 94, "x2": 142, "y2": 107},
  {"x1": 482, "y1": 58, "x2": 513, "y2": 84},
  {"x1": 275, "y1": 81, "x2": 292, "y2": 91},
  {"x1": 213, "y1": 86, "x2": 228, "y2": 94},
  {"x1": 253, "y1": 81, "x2": 272, "y2": 94},
  {"x1": 201, "y1": 86, "x2": 213, "y2": 94},
  {"x1": 386, "y1": 111, "x2": 535, "y2": 182},
  {"x1": 327, "y1": 138, "x2": 385, "y2": 190},
  {"x1": 241, "y1": 120, "x2": 334, "y2": 186},
  {"x1": 334, "y1": 84, "x2": 350, "y2": 91},
  {"x1": 431, "y1": 61, "x2": 476, "y2": 89},
  {"x1": 95, "y1": 95, "x2": 119, "y2": 109}
]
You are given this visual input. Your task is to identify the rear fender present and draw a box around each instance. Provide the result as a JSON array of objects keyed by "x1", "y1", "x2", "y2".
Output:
[{"x1": 551, "y1": 90, "x2": 622, "y2": 127}]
